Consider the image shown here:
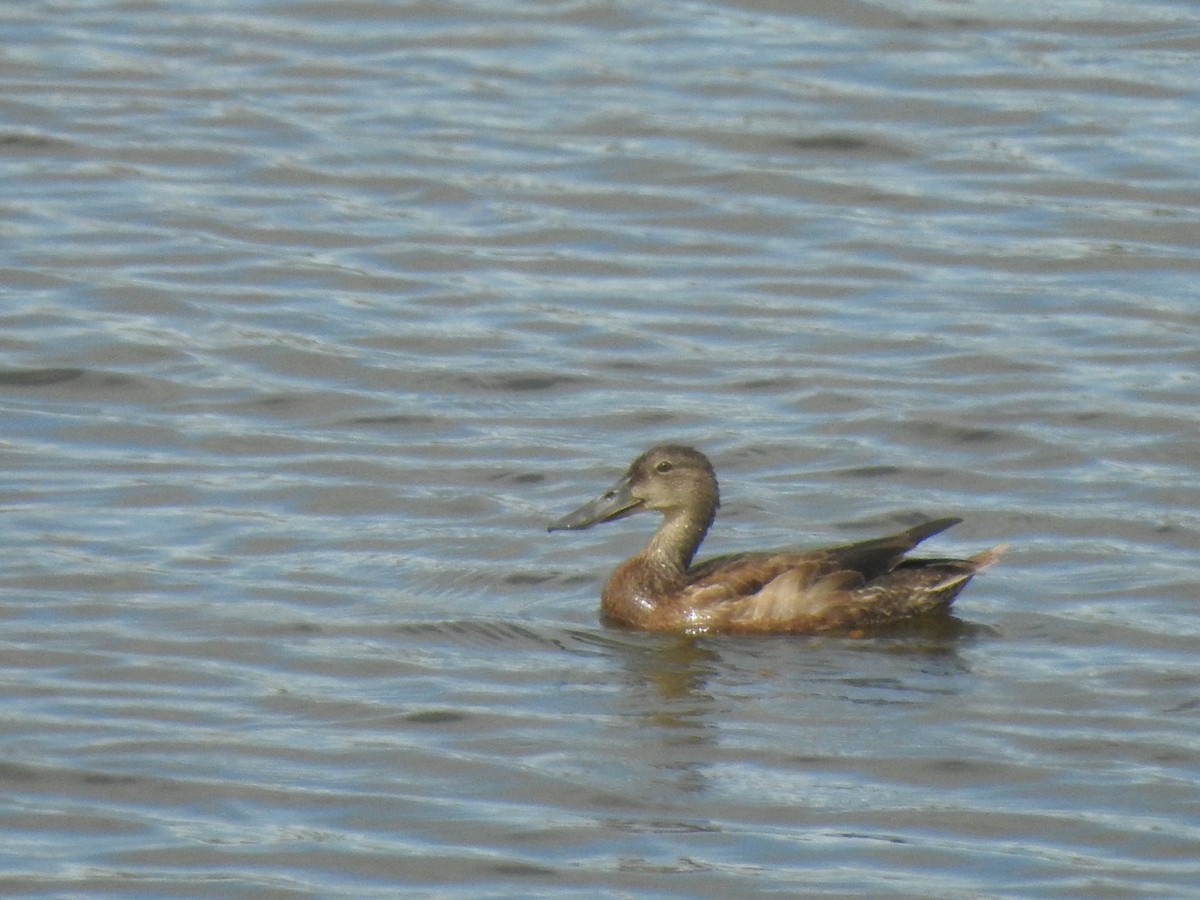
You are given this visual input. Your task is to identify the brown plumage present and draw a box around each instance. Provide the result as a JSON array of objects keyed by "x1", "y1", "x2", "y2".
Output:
[{"x1": 548, "y1": 444, "x2": 1004, "y2": 634}]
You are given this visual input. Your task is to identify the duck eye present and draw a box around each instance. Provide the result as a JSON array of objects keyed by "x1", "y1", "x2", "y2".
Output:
[{"x1": 655, "y1": 461, "x2": 673, "y2": 473}]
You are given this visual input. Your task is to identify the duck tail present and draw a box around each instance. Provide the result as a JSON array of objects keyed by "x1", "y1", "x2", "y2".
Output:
[{"x1": 969, "y1": 543, "x2": 1009, "y2": 572}]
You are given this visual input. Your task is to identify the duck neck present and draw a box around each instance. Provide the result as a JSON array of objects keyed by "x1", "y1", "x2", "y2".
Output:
[
  {"x1": 600, "y1": 500, "x2": 717, "y2": 626},
  {"x1": 644, "y1": 503, "x2": 715, "y2": 577}
]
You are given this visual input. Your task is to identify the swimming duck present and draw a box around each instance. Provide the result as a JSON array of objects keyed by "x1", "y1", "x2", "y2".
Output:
[{"x1": 549, "y1": 444, "x2": 1003, "y2": 634}]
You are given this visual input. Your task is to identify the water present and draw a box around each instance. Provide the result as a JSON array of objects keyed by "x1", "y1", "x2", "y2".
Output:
[{"x1": 2, "y1": 0, "x2": 1199, "y2": 896}]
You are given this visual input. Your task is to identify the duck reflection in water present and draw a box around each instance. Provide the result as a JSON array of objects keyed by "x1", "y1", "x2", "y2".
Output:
[{"x1": 550, "y1": 445, "x2": 1004, "y2": 635}]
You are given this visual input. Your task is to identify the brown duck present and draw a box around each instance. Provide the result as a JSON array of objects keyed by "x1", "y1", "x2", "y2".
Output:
[{"x1": 549, "y1": 444, "x2": 1004, "y2": 634}]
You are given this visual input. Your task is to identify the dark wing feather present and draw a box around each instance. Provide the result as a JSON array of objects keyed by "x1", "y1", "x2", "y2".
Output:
[{"x1": 819, "y1": 517, "x2": 962, "y2": 579}]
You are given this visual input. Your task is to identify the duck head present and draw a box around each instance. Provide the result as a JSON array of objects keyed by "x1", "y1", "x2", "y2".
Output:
[{"x1": 548, "y1": 444, "x2": 719, "y2": 532}]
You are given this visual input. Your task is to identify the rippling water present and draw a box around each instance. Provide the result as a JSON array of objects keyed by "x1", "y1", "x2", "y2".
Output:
[{"x1": 2, "y1": 0, "x2": 1199, "y2": 896}]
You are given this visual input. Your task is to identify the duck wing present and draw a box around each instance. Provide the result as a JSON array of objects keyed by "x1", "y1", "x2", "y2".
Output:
[
  {"x1": 686, "y1": 517, "x2": 962, "y2": 594},
  {"x1": 679, "y1": 518, "x2": 989, "y2": 633}
]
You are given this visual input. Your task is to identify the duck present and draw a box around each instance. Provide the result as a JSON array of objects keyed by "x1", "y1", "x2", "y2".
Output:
[{"x1": 549, "y1": 444, "x2": 1004, "y2": 634}]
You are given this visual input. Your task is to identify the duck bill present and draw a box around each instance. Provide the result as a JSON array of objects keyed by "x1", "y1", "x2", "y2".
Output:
[{"x1": 548, "y1": 474, "x2": 644, "y2": 531}]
